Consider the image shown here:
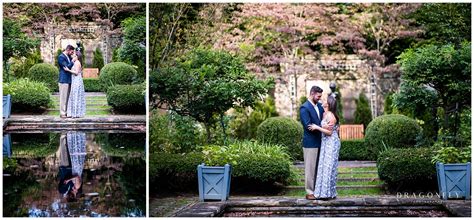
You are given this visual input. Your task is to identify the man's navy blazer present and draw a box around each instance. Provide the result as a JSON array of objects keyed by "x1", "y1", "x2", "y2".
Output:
[
  {"x1": 300, "y1": 100, "x2": 325, "y2": 148},
  {"x1": 58, "y1": 53, "x2": 74, "y2": 84}
]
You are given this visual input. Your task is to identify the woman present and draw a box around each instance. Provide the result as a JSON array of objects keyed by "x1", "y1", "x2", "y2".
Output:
[
  {"x1": 58, "y1": 131, "x2": 86, "y2": 201},
  {"x1": 308, "y1": 95, "x2": 341, "y2": 200},
  {"x1": 64, "y1": 50, "x2": 86, "y2": 118}
]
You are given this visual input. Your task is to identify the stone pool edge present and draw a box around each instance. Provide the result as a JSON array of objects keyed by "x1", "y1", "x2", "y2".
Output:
[{"x1": 173, "y1": 197, "x2": 471, "y2": 217}]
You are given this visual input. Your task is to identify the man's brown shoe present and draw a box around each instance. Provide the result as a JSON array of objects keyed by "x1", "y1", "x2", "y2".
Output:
[
  {"x1": 305, "y1": 194, "x2": 316, "y2": 200},
  {"x1": 60, "y1": 115, "x2": 67, "y2": 118}
]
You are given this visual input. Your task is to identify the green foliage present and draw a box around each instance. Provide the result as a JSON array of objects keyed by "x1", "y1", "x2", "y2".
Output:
[
  {"x1": 377, "y1": 147, "x2": 437, "y2": 190},
  {"x1": 55, "y1": 49, "x2": 63, "y2": 68},
  {"x1": 99, "y1": 62, "x2": 139, "y2": 87},
  {"x1": 151, "y1": 48, "x2": 274, "y2": 142},
  {"x1": 431, "y1": 138, "x2": 471, "y2": 164},
  {"x1": 11, "y1": 133, "x2": 58, "y2": 158},
  {"x1": 297, "y1": 96, "x2": 308, "y2": 121},
  {"x1": 365, "y1": 114, "x2": 422, "y2": 158},
  {"x1": 83, "y1": 78, "x2": 104, "y2": 92},
  {"x1": 149, "y1": 152, "x2": 204, "y2": 191},
  {"x1": 200, "y1": 140, "x2": 292, "y2": 183},
  {"x1": 339, "y1": 139, "x2": 377, "y2": 161},
  {"x1": 201, "y1": 145, "x2": 239, "y2": 167},
  {"x1": 149, "y1": 111, "x2": 204, "y2": 154},
  {"x1": 26, "y1": 63, "x2": 58, "y2": 92},
  {"x1": 3, "y1": 18, "x2": 40, "y2": 82},
  {"x1": 92, "y1": 47, "x2": 105, "y2": 71},
  {"x1": 392, "y1": 82, "x2": 438, "y2": 116},
  {"x1": 149, "y1": 140, "x2": 293, "y2": 191},
  {"x1": 9, "y1": 48, "x2": 43, "y2": 81},
  {"x1": 383, "y1": 93, "x2": 394, "y2": 115},
  {"x1": 354, "y1": 93, "x2": 372, "y2": 129},
  {"x1": 397, "y1": 43, "x2": 471, "y2": 132},
  {"x1": 96, "y1": 133, "x2": 145, "y2": 158},
  {"x1": 230, "y1": 97, "x2": 279, "y2": 140},
  {"x1": 411, "y1": 3, "x2": 471, "y2": 46},
  {"x1": 117, "y1": 16, "x2": 146, "y2": 79},
  {"x1": 256, "y1": 117, "x2": 304, "y2": 160},
  {"x1": 3, "y1": 78, "x2": 51, "y2": 112},
  {"x1": 106, "y1": 84, "x2": 145, "y2": 114}
]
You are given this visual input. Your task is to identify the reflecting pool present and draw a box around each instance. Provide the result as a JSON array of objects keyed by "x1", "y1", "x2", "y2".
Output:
[{"x1": 3, "y1": 131, "x2": 146, "y2": 217}]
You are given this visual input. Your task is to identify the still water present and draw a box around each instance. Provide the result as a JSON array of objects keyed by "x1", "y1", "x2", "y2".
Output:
[{"x1": 3, "y1": 131, "x2": 146, "y2": 217}]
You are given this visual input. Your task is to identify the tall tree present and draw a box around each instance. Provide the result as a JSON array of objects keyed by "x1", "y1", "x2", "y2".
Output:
[
  {"x1": 3, "y1": 18, "x2": 40, "y2": 82},
  {"x1": 151, "y1": 48, "x2": 274, "y2": 143}
]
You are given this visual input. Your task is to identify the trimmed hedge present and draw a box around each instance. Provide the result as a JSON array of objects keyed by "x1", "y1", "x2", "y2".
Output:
[
  {"x1": 27, "y1": 63, "x2": 58, "y2": 92},
  {"x1": 99, "y1": 62, "x2": 138, "y2": 87},
  {"x1": 83, "y1": 78, "x2": 104, "y2": 92},
  {"x1": 365, "y1": 114, "x2": 422, "y2": 158},
  {"x1": 3, "y1": 78, "x2": 51, "y2": 112},
  {"x1": 339, "y1": 139, "x2": 377, "y2": 161},
  {"x1": 256, "y1": 117, "x2": 304, "y2": 161},
  {"x1": 106, "y1": 84, "x2": 145, "y2": 114},
  {"x1": 150, "y1": 141, "x2": 293, "y2": 192},
  {"x1": 377, "y1": 147, "x2": 437, "y2": 190}
]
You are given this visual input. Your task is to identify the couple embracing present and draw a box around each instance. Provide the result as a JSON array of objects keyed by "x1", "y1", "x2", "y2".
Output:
[
  {"x1": 58, "y1": 45, "x2": 86, "y2": 118},
  {"x1": 300, "y1": 86, "x2": 341, "y2": 200}
]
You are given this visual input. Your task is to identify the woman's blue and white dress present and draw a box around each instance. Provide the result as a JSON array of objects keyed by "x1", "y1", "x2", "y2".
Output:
[
  {"x1": 66, "y1": 131, "x2": 86, "y2": 178},
  {"x1": 314, "y1": 115, "x2": 341, "y2": 199},
  {"x1": 67, "y1": 63, "x2": 86, "y2": 118}
]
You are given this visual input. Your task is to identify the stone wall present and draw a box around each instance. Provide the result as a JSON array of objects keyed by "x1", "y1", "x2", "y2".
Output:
[
  {"x1": 40, "y1": 22, "x2": 122, "y2": 67},
  {"x1": 274, "y1": 54, "x2": 399, "y2": 122}
]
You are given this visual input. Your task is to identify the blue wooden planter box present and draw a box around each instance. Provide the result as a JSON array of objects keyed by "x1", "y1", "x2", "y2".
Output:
[
  {"x1": 436, "y1": 162, "x2": 471, "y2": 200},
  {"x1": 3, "y1": 95, "x2": 12, "y2": 119},
  {"x1": 197, "y1": 163, "x2": 231, "y2": 202}
]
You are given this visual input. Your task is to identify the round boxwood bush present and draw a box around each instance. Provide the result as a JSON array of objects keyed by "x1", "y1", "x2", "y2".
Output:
[
  {"x1": 3, "y1": 78, "x2": 51, "y2": 112},
  {"x1": 106, "y1": 84, "x2": 145, "y2": 113},
  {"x1": 99, "y1": 62, "x2": 138, "y2": 87},
  {"x1": 377, "y1": 147, "x2": 437, "y2": 191},
  {"x1": 365, "y1": 114, "x2": 422, "y2": 158},
  {"x1": 256, "y1": 117, "x2": 304, "y2": 160},
  {"x1": 27, "y1": 63, "x2": 58, "y2": 92}
]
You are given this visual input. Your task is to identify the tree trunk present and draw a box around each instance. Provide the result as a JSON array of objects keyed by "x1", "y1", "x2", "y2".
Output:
[
  {"x1": 220, "y1": 114, "x2": 227, "y2": 145},
  {"x1": 205, "y1": 123, "x2": 211, "y2": 144}
]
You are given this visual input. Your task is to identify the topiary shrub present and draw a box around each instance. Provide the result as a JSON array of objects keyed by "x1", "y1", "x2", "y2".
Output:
[
  {"x1": 99, "y1": 62, "x2": 138, "y2": 87},
  {"x1": 3, "y1": 78, "x2": 51, "y2": 112},
  {"x1": 83, "y1": 78, "x2": 104, "y2": 92},
  {"x1": 106, "y1": 84, "x2": 145, "y2": 114},
  {"x1": 256, "y1": 117, "x2": 304, "y2": 161},
  {"x1": 27, "y1": 63, "x2": 58, "y2": 92},
  {"x1": 365, "y1": 114, "x2": 422, "y2": 158},
  {"x1": 339, "y1": 139, "x2": 377, "y2": 161},
  {"x1": 377, "y1": 147, "x2": 437, "y2": 191}
]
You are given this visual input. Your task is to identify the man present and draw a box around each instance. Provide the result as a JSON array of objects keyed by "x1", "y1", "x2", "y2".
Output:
[
  {"x1": 300, "y1": 86, "x2": 332, "y2": 200},
  {"x1": 58, "y1": 45, "x2": 75, "y2": 118}
]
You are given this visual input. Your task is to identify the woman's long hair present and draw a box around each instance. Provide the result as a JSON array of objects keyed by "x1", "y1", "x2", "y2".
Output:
[
  {"x1": 327, "y1": 95, "x2": 339, "y2": 125},
  {"x1": 75, "y1": 51, "x2": 83, "y2": 67}
]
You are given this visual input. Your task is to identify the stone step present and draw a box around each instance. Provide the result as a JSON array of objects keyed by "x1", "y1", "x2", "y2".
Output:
[
  {"x1": 284, "y1": 185, "x2": 383, "y2": 190},
  {"x1": 300, "y1": 177, "x2": 380, "y2": 182},
  {"x1": 223, "y1": 206, "x2": 445, "y2": 217}
]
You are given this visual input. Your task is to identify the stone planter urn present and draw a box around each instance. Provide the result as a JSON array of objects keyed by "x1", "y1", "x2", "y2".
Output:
[
  {"x1": 436, "y1": 162, "x2": 471, "y2": 200},
  {"x1": 197, "y1": 163, "x2": 231, "y2": 202}
]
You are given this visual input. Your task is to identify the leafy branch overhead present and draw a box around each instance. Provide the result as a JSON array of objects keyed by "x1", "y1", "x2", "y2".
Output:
[{"x1": 151, "y1": 48, "x2": 274, "y2": 127}]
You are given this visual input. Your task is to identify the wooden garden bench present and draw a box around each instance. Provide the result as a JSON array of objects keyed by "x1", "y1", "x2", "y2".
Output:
[
  {"x1": 83, "y1": 68, "x2": 99, "y2": 78},
  {"x1": 339, "y1": 124, "x2": 364, "y2": 140}
]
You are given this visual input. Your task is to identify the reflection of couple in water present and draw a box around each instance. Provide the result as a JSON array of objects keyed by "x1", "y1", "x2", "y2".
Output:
[{"x1": 57, "y1": 131, "x2": 86, "y2": 201}]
